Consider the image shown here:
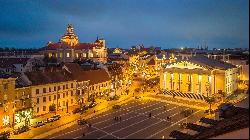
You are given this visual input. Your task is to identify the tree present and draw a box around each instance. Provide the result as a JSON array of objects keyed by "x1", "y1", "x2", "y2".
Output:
[
  {"x1": 49, "y1": 104, "x2": 56, "y2": 112},
  {"x1": 205, "y1": 96, "x2": 216, "y2": 114}
]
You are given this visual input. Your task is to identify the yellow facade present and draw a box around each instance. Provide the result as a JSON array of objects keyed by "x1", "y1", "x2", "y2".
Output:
[
  {"x1": 0, "y1": 78, "x2": 16, "y2": 129},
  {"x1": 31, "y1": 80, "x2": 77, "y2": 116},
  {"x1": 160, "y1": 61, "x2": 239, "y2": 97}
]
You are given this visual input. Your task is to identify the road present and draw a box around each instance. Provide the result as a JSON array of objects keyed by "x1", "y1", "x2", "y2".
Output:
[{"x1": 46, "y1": 98, "x2": 206, "y2": 139}]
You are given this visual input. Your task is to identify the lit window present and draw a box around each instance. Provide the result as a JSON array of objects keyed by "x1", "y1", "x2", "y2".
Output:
[{"x1": 67, "y1": 53, "x2": 70, "y2": 58}]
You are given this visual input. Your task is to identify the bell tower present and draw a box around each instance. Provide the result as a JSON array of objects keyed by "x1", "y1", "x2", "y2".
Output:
[{"x1": 60, "y1": 24, "x2": 79, "y2": 47}]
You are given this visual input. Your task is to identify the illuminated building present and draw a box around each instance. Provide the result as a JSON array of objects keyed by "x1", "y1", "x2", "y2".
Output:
[
  {"x1": 21, "y1": 70, "x2": 78, "y2": 116},
  {"x1": 160, "y1": 55, "x2": 239, "y2": 98},
  {"x1": 113, "y1": 48, "x2": 122, "y2": 54},
  {"x1": 0, "y1": 77, "x2": 15, "y2": 129},
  {"x1": 44, "y1": 24, "x2": 107, "y2": 63}
]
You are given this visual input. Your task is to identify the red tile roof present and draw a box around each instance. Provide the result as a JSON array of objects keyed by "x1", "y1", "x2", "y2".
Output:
[
  {"x1": 74, "y1": 43, "x2": 97, "y2": 50},
  {"x1": 25, "y1": 70, "x2": 74, "y2": 86},
  {"x1": 64, "y1": 63, "x2": 111, "y2": 85},
  {"x1": 46, "y1": 42, "x2": 97, "y2": 50}
]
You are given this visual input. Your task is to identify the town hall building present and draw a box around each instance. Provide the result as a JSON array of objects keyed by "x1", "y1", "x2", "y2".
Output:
[{"x1": 44, "y1": 24, "x2": 107, "y2": 63}]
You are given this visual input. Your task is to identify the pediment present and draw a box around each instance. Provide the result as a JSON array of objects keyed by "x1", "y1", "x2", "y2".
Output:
[{"x1": 165, "y1": 61, "x2": 208, "y2": 70}]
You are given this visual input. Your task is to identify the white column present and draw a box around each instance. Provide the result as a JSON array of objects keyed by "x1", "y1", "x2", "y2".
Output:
[{"x1": 164, "y1": 72, "x2": 167, "y2": 89}]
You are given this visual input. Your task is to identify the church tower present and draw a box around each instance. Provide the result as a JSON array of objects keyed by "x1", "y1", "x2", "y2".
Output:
[{"x1": 60, "y1": 24, "x2": 79, "y2": 47}]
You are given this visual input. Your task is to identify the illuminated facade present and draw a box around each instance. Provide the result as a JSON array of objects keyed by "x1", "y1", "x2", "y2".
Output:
[
  {"x1": 0, "y1": 78, "x2": 15, "y2": 129},
  {"x1": 160, "y1": 56, "x2": 239, "y2": 97},
  {"x1": 44, "y1": 24, "x2": 107, "y2": 63}
]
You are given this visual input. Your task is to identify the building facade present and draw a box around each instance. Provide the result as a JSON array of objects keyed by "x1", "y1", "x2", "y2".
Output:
[
  {"x1": 160, "y1": 56, "x2": 239, "y2": 98},
  {"x1": 44, "y1": 24, "x2": 107, "y2": 63},
  {"x1": 0, "y1": 77, "x2": 16, "y2": 130}
]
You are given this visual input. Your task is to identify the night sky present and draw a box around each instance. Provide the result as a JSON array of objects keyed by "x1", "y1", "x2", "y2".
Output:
[{"x1": 0, "y1": 0, "x2": 249, "y2": 49}]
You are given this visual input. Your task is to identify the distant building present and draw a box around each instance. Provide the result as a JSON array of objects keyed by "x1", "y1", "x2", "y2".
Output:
[{"x1": 44, "y1": 24, "x2": 107, "y2": 63}]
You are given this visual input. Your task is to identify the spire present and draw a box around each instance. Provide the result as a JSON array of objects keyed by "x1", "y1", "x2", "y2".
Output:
[{"x1": 66, "y1": 24, "x2": 74, "y2": 34}]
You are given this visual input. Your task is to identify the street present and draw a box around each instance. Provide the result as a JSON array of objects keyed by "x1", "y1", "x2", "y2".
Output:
[{"x1": 46, "y1": 98, "x2": 206, "y2": 139}]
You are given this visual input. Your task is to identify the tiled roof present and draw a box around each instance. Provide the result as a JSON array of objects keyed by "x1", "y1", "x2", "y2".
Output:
[
  {"x1": 147, "y1": 58, "x2": 156, "y2": 65},
  {"x1": 74, "y1": 43, "x2": 97, "y2": 49},
  {"x1": 47, "y1": 42, "x2": 64, "y2": 50},
  {"x1": 64, "y1": 63, "x2": 111, "y2": 85},
  {"x1": 188, "y1": 55, "x2": 236, "y2": 70},
  {"x1": 25, "y1": 70, "x2": 74, "y2": 86},
  {"x1": 46, "y1": 42, "x2": 97, "y2": 50}
]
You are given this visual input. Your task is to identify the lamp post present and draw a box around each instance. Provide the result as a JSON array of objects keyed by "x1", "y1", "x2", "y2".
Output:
[{"x1": 12, "y1": 105, "x2": 15, "y2": 129}]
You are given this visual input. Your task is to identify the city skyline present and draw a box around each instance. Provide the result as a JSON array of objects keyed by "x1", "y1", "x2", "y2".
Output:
[{"x1": 0, "y1": 0, "x2": 249, "y2": 49}]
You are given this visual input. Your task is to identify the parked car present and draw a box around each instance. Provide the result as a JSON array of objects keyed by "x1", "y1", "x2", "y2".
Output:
[
  {"x1": 135, "y1": 96, "x2": 141, "y2": 99},
  {"x1": 47, "y1": 114, "x2": 61, "y2": 122},
  {"x1": 77, "y1": 119, "x2": 88, "y2": 125},
  {"x1": 0, "y1": 131, "x2": 10, "y2": 139},
  {"x1": 13, "y1": 125, "x2": 30, "y2": 135},
  {"x1": 113, "y1": 105, "x2": 121, "y2": 109},
  {"x1": 88, "y1": 102, "x2": 97, "y2": 108},
  {"x1": 72, "y1": 108, "x2": 82, "y2": 114},
  {"x1": 52, "y1": 114, "x2": 61, "y2": 121},
  {"x1": 33, "y1": 121, "x2": 46, "y2": 128}
]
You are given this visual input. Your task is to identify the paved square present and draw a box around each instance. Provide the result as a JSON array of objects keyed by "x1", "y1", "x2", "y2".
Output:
[{"x1": 47, "y1": 98, "x2": 205, "y2": 139}]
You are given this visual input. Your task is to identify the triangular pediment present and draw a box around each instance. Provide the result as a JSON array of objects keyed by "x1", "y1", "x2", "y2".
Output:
[{"x1": 165, "y1": 61, "x2": 208, "y2": 70}]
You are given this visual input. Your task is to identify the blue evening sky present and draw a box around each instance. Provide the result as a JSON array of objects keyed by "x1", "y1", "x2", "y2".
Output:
[{"x1": 0, "y1": 0, "x2": 249, "y2": 49}]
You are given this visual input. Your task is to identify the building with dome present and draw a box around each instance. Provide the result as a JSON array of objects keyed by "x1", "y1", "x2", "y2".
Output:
[{"x1": 44, "y1": 24, "x2": 107, "y2": 63}]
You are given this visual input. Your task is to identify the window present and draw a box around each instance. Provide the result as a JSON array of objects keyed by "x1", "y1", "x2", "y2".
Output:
[
  {"x1": 43, "y1": 106, "x2": 46, "y2": 111},
  {"x1": 63, "y1": 85, "x2": 65, "y2": 90},
  {"x1": 63, "y1": 93, "x2": 65, "y2": 98},
  {"x1": 49, "y1": 96, "x2": 51, "y2": 101},
  {"x1": 71, "y1": 83, "x2": 73, "y2": 88},
  {"x1": 3, "y1": 84, "x2": 8, "y2": 90},
  {"x1": 57, "y1": 94, "x2": 60, "y2": 99},
  {"x1": 66, "y1": 84, "x2": 68, "y2": 89},
  {"x1": 58, "y1": 86, "x2": 60, "y2": 91},
  {"x1": 36, "y1": 89, "x2": 39, "y2": 94},
  {"x1": 43, "y1": 88, "x2": 46, "y2": 93},
  {"x1": 43, "y1": 97, "x2": 46, "y2": 102},
  {"x1": 63, "y1": 101, "x2": 65, "y2": 106},
  {"x1": 49, "y1": 87, "x2": 51, "y2": 92},
  {"x1": 37, "y1": 107, "x2": 39, "y2": 113},
  {"x1": 67, "y1": 53, "x2": 70, "y2": 57},
  {"x1": 66, "y1": 92, "x2": 68, "y2": 97},
  {"x1": 54, "y1": 86, "x2": 56, "y2": 91},
  {"x1": 71, "y1": 91, "x2": 73, "y2": 96},
  {"x1": 37, "y1": 98, "x2": 39, "y2": 104},
  {"x1": 54, "y1": 95, "x2": 56, "y2": 100},
  {"x1": 71, "y1": 99, "x2": 73, "y2": 104}
]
